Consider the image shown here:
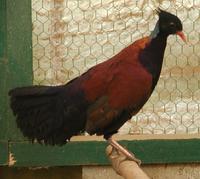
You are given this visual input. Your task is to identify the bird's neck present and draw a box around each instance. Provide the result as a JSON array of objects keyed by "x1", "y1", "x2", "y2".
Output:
[{"x1": 139, "y1": 33, "x2": 167, "y2": 91}]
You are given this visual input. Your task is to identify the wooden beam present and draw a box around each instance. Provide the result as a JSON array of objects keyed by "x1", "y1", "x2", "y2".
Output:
[
  {"x1": 9, "y1": 138, "x2": 200, "y2": 167},
  {"x1": 0, "y1": 141, "x2": 8, "y2": 165},
  {"x1": 6, "y1": 0, "x2": 33, "y2": 140},
  {"x1": 71, "y1": 134, "x2": 200, "y2": 141}
]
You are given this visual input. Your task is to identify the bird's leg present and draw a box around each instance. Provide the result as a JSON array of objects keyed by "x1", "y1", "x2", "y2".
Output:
[{"x1": 107, "y1": 137, "x2": 141, "y2": 165}]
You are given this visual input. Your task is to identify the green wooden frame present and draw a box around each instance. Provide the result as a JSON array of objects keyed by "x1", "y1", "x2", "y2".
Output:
[
  {"x1": 0, "y1": 142, "x2": 8, "y2": 166},
  {"x1": 0, "y1": 0, "x2": 9, "y2": 165},
  {"x1": 8, "y1": 139, "x2": 200, "y2": 167},
  {"x1": 1, "y1": 0, "x2": 200, "y2": 167},
  {"x1": 0, "y1": 0, "x2": 32, "y2": 165}
]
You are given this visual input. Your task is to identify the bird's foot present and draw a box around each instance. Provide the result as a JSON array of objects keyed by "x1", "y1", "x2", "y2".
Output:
[{"x1": 107, "y1": 137, "x2": 141, "y2": 165}]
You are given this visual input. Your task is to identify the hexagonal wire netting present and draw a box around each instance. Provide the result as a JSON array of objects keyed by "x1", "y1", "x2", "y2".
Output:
[{"x1": 32, "y1": 0, "x2": 200, "y2": 135}]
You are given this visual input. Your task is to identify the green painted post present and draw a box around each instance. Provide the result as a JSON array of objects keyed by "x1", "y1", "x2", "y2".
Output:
[
  {"x1": 0, "y1": 0, "x2": 8, "y2": 141},
  {"x1": 0, "y1": 0, "x2": 8, "y2": 165},
  {"x1": 6, "y1": 0, "x2": 33, "y2": 140},
  {"x1": 0, "y1": 0, "x2": 32, "y2": 165},
  {"x1": 0, "y1": 142, "x2": 8, "y2": 166}
]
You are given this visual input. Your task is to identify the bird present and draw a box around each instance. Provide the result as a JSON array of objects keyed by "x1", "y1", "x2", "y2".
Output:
[{"x1": 9, "y1": 9, "x2": 186, "y2": 162}]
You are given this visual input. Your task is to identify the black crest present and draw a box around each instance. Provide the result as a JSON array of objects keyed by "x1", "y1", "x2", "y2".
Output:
[{"x1": 156, "y1": 8, "x2": 172, "y2": 17}]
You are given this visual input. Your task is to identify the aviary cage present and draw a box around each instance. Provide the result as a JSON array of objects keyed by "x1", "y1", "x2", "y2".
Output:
[{"x1": 1, "y1": 0, "x2": 200, "y2": 167}]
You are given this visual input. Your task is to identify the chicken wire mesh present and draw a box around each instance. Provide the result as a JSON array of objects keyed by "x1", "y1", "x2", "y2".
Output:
[{"x1": 32, "y1": 0, "x2": 200, "y2": 135}]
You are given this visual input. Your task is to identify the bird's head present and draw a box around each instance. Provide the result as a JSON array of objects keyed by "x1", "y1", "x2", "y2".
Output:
[{"x1": 153, "y1": 9, "x2": 186, "y2": 42}]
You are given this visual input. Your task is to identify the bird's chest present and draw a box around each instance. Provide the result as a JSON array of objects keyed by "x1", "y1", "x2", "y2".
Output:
[{"x1": 108, "y1": 64, "x2": 153, "y2": 109}]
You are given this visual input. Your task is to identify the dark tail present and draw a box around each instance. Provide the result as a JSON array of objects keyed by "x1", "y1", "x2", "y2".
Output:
[{"x1": 9, "y1": 85, "x2": 83, "y2": 145}]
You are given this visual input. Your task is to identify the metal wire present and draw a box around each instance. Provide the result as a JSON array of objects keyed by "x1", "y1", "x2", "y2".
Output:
[{"x1": 32, "y1": 0, "x2": 200, "y2": 135}]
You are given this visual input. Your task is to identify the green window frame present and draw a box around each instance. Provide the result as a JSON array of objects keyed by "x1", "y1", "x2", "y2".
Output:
[{"x1": 1, "y1": 0, "x2": 200, "y2": 167}]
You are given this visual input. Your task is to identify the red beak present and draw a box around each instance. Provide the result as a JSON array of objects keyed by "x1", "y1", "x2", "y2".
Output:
[{"x1": 176, "y1": 31, "x2": 187, "y2": 42}]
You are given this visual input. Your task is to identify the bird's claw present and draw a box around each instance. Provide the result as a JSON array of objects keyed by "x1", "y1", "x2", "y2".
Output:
[
  {"x1": 107, "y1": 137, "x2": 141, "y2": 165},
  {"x1": 125, "y1": 151, "x2": 141, "y2": 165}
]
